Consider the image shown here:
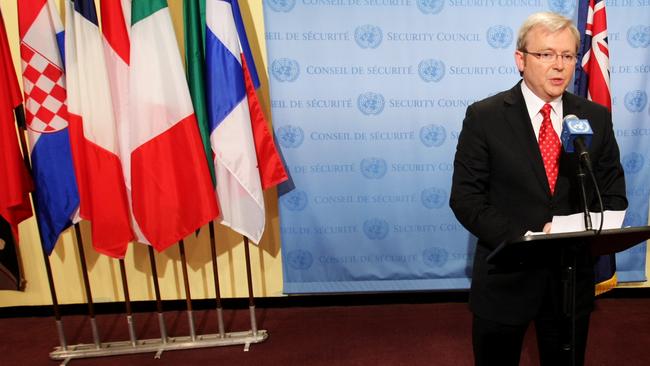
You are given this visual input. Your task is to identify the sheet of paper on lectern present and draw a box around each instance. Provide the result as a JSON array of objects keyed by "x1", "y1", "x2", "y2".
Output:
[{"x1": 550, "y1": 210, "x2": 626, "y2": 234}]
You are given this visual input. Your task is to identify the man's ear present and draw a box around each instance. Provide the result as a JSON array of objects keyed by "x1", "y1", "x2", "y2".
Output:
[{"x1": 514, "y1": 51, "x2": 525, "y2": 74}]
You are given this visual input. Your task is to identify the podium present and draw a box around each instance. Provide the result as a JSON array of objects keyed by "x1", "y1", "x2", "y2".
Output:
[
  {"x1": 486, "y1": 226, "x2": 650, "y2": 365},
  {"x1": 486, "y1": 226, "x2": 650, "y2": 267}
]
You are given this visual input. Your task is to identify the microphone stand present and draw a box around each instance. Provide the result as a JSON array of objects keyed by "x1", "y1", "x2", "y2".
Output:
[
  {"x1": 562, "y1": 154, "x2": 593, "y2": 366},
  {"x1": 577, "y1": 161, "x2": 592, "y2": 231}
]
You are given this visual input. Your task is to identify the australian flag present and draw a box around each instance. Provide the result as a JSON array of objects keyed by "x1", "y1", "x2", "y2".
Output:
[{"x1": 574, "y1": 0, "x2": 615, "y2": 295}]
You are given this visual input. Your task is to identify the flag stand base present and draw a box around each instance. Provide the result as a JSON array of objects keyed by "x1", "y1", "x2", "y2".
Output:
[{"x1": 49, "y1": 329, "x2": 268, "y2": 363}]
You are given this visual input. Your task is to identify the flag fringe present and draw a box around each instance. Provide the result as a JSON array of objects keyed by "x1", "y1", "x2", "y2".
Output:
[{"x1": 595, "y1": 273, "x2": 617, "y2": 296}]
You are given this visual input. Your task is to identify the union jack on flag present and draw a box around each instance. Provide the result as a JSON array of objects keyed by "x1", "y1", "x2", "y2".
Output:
[
  {"x1": 575, "y1": 0, "x2": 611, "y2": 111},
  {"x1": 574, "y1": 0, "x2": 616, "y2": 295}
]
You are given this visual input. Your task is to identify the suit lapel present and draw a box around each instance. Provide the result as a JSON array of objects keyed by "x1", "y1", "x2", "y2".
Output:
[{"x1": 502, "y1": 83, "x2": 553, "y2": 195}]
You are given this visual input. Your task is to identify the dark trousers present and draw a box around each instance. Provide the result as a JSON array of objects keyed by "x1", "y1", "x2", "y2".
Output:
[{"x1": 472, "y1": 311, "x2": 590, "y2": 366}]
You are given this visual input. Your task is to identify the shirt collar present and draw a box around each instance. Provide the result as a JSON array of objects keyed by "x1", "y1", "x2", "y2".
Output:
[{"x1": 520, "y1": 80, "x2": 562, "y2": 120}]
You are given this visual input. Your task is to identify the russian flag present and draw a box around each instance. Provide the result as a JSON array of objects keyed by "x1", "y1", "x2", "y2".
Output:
[
  {"x1": 17, "y1": 0, "x2": 79, "y2": 254},
  {"x1": 65, "y1": 0, "x2": 133, "y2": 257},
  {"x1": 205, "y1": 0, "x2": 287, "y2": 243}
]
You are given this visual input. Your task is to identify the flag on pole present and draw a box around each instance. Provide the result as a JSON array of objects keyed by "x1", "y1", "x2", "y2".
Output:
[
  {"x1": 129, "y1": 0, "x2": 218, "y2": 251},
  {"x1": 65, "y1": 0, "x2": 133, "y2": 258},
  {"x1": 204, "y1": 0, "x2": 288, "y2": 243},
  {"x1": 574, "y1": 0, "x2": 616, "y2": 295},
  {"x1": 100, "y1": 0, "x2": 151, "y2": 244},
  {"x1": 18, "y1": 0, "x2": 80, "y2": 255},
  {"x1": 0, "y1": 8, "x2": 26, "y2": 290},
  {"x1": 183, "y1": 0, "x2": 215, "y2": 186},
  {"x1": 0, "y1": 7, "x2": 33, "y2": 240}
]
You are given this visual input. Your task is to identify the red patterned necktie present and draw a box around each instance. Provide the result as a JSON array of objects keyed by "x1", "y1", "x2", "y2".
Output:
[{"x1": 539, "y1": 103, "x2": 561, "y2": 194}]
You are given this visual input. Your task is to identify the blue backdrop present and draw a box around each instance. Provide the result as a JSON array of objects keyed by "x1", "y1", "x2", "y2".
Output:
[{"x1": 263, "y1": 0, "x2": 650, "y2": 293}]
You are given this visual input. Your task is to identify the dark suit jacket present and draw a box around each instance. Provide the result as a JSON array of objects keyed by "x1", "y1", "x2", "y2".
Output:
[{"x1": 450, "y1": 81, "x2": 627, "y2": 325}]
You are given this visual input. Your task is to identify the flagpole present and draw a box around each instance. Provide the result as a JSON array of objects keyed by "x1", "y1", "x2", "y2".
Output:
[
  {"x1": 118, "y1": 258, "x2": 137, "y2": 346},
  {"x1": 147, "y1": 246, "x2": 168, "y2": 345},
  {"x1": 243, "y1": 236, "x2": 258, "y2": 336},
  {"x1": 208, "y1": 222, "x2": 226, "y2": 337},
  {"x1": 178, "y1": 240, "x2": 197, "y2": 341},
  {"x1": 13, "y1": 106, "x2": 68, "y2": 350},
  {"x1": 72, "y1": 224, "x2": 101, "y2": 349}
]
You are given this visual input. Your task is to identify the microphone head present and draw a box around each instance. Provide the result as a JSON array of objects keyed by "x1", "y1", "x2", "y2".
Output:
[{"x1": 560, "y1": 115, "x2": 593, "y2": 153}]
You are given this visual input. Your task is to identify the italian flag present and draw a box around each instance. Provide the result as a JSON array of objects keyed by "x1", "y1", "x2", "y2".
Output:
[{"x1": 129, "y1": 0, "x2": 217, "y2": 251}]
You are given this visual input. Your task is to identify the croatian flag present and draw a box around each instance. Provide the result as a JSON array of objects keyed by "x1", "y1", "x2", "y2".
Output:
[
  {"x1": 65, "y1": 0, "x2": 133, "y2": 258},
  {"x1": 205, "y1": 0, "x2": 288, "y2": 243},
  {"x1": 17, "y1": 0, "x2": 79, "y2": 255},
  {"x1": 574, "y1": 0, "x2": 615, "y2": 295}
]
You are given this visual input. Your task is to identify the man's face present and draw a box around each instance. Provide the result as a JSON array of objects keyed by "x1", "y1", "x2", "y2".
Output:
[{"x1": 514, "y1": 26, "x2": 577, "y2": 102}]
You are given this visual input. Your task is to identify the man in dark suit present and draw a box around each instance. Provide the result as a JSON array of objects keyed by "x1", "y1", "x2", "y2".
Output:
[{"x1": 449, "y1": 12, "x2": 627, "y2": 366}]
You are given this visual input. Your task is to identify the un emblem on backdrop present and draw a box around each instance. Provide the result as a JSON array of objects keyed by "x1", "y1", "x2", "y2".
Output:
[
  {"x1": 422, "y1": 247, "x2": 449, "y2": 268},
  {"x1": 281, "y1": 190, "x2": 309, "y2": 211},
  {"x1": 354, "y1": 25, "x2": 383, "y2": 49},
  {"x1": 421, "y1": 187, "x2": 447, "y2": 209},
  {"x1": 357, "y1": 92, "x2": 385, "y2": 115},
  {"x1": 622, "y1": 152, "x2": 644, "y2": 175},
  {"x1": 271, "y1": 58, "x2": 300, "y2": 82},
  {"x1": 627, "y1": 25, "x2": 650, "y2": 48},
  {"x1": 265, "y1": 0, "x2": 296, "y2": 12},
  {"x1": 624, "y1": 90, "x2": 648, "y2": 113},
  {"x1": 548, "y1": 0, "x2": 576, "y2": 18},
  {"x1": 418, "y1": 59, "x2": 445, "y2": 83},
  {"x1": 360, "y1": 157, "x2": 388, "y2": 179},
  {"x1": 363, "y1": 218, "x2": 390, "y2": 240},
  {"x1": 419, "y1": 124, "x2": 446, "y2": 147},
  {"x1": 486, "y1": 26, "x2": 513, "y2": 49},
  {"x1": 276, "y1": 125, "x2": 304, "y2": 148},
  {"x1": 285, "y1": 249, "x2": 313, "y2": 270},
  {"x1": 416, "y1": 0, "x2": 444, "y2": 14}
]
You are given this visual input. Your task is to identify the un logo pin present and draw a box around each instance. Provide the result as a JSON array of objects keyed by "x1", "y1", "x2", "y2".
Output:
[
  {"x1": 265, "y1": 0, "x2": 296, "y2": 12},
  {"x1": 419, "y1": 124, "x2": 446, "y2": 147},
  {"x1": 276, "y1": 125, "x2": 305, "y2": 148},
  {"x1": 363, "y1": 218, "x2": 390, "y2": 240},
  {"x1": 354, "y1": 25, "x2": 383, "y2": 49},
  {"x1": 286, "y1": 249, "x2": 313, "y2": 270},
  {"x1": 486, "y1": 25, "x2": 513, "y2": 49},
  {"x1": 271, "y1": 58, "x2": 300, "y2": 82},
  {"x1": 416, "y1": 0, "x2": 444, "y2": 14},
  {"x1": 624, "y1": 90, "x2": 647, "y2": 113},
  {"x1": 357, "y1": 92, "x2": 385, "y2": 115},
  {"x1": 360, "y1": 157, "x2": 388, "y2": 179},
  {"x1": 418, "y1": 59, "x2": 445, "y2": 83}
]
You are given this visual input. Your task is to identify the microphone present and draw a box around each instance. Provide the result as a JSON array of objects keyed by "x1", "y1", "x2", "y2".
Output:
[{"x1": 560, "y1": 114, "x2": 593, "y2": 171}]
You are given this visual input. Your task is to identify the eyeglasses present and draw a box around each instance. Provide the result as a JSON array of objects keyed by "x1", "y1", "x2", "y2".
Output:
[{"x1": 522, "y1": 50, "x2": 577, "y2": 64}]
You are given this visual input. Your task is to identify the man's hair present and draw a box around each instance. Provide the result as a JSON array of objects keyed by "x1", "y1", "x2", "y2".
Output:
[{"x1": 516, "y1": 12, "x2": 580, "y2": 52}]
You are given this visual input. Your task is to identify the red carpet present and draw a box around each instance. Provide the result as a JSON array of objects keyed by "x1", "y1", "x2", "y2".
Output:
[{"x1": 0, "y1": 298, "x2": 648, "y2": 365}]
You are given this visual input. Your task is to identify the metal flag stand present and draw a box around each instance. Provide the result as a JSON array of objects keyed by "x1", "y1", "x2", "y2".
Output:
[{"x1": 48, "y1": 228, "x2": 268, "y2": 364}]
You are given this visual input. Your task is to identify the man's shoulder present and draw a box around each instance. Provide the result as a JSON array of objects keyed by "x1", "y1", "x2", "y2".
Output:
[
  {"x1": 563, "y1": 91, "x2": 609, "y2": 113},
  {"x1": 469, "y1": 84, "x2": 520, "y2": 112}
]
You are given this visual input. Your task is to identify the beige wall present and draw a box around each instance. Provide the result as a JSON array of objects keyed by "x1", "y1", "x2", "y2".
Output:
[{"x1": 0, "y1": 1, "x2": 647, "y2": 308}]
